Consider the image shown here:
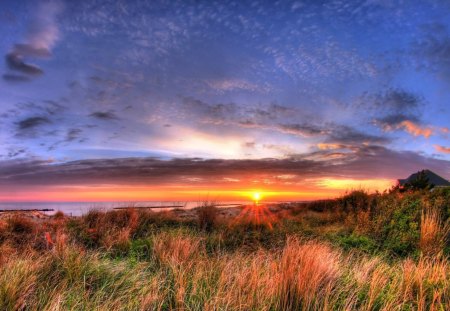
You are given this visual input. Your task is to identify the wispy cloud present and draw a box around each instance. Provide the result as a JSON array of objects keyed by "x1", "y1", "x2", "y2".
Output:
[
  {"x1": 205, "y1": 78, "x2": 266, "y2": 93},
  {"x1": 413, "y1": 23, "x2": 450, "y2": 85},
  {"x1": 434, "y1": 145, "x2": 450, "y2": 154},
  {"x1": 398, "y1": 120, "x2": 433, "y2": 138},
  {"x1": 4, "y1": 0, "x2": 63, "y2": 81},
  {"x1": 17, "y1": 116, "x2": 50, "y2": 130},
  {"x1": 89, "y1": 111, "x2": 119, "y2": 120}
]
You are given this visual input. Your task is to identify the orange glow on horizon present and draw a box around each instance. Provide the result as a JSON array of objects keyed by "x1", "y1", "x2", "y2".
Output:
[{"x1": 0, "y1": 177, "x2": 396, "y2": 202}]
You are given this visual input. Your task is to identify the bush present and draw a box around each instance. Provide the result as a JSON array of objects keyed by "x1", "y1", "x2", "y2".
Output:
[
  {"x1": 381, "y1": 196, "x2": 421, "y2": 257},
  {"x1": 337, "y1": 190, "x2": 372, "y2": 215},
  {"x1": 335, "y1": 234, "x2": 378, "y2": 254}
]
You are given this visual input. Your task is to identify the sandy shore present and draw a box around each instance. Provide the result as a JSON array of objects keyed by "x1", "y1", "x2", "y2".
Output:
[{"x1": 0, "y1": 210, "x2": 51, "y2": 221}]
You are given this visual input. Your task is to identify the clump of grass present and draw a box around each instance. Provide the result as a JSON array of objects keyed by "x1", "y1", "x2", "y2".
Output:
[
  {"x1": 153, "y1": 231, "x2": 204, "y2": 267},
  {"x1": 53, "y1": 210, "x2": 65, "y2": 219},
  {"x1": 0, "y1": 219, "x2": 7, "y2": 242},
  {"x1": 4, "y1": 216, "x2": 37, "y2": 248},
  {"x1": 420, "y1": 207, "x2": 450, "y2": 257},
  {"x1": 277, "y1": 238, "x2": 341, "y2": 310},
  {"x1": 197, "y1": 203, "x2": 217, "y2": 232},
  {"x1": 0, "y1": 245, "x2": 155, "y2": 310}
]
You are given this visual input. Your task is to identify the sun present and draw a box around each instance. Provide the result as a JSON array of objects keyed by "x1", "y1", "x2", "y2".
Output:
[{"x1": 252, "y1": 192, "x2": 261, "y2": 201}]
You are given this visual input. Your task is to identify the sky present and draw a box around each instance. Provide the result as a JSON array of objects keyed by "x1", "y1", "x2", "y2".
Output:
[{"x1": 0, "y1": 0, "x2": 449, "y2": 202}]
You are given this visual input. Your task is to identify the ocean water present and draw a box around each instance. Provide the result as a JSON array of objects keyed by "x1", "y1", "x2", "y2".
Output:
[{"x1": 0, "y1": 201, "x2": 250, "y2": 216}]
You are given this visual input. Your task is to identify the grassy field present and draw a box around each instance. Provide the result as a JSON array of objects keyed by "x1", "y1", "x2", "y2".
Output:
[{"x1": 0, "y1": 188, "x2": 449, "y2": 310}]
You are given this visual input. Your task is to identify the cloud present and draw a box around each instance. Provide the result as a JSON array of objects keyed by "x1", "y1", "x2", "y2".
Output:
[
  {"x1": 398, "y1": 120, "x2": 433, "y2": 138},
  {"x1": 246, "y1": 103, "x2": 294, "y2": 120},
  {"x1": 26, "y1": 0, "x2": 63, "y2": 51},
  {"x1": 5, "y1": 52, "x2": 44, "y2": 75},
  {"x1": 4, "y1": 0, "x2": 63, "y2": 78},
  {"x1": 413, "y1": 23, "x2": 450, "y2": 84},
  {"x1": 278, "y1": 123, "x2": 328, "y2": 137},
  {"x1": 359, "y1": 88, "x2": 423, "y2": 114},
  {"x1": 180, "y1": 97, "x2": 388, "y2": 148},
  {"x1": 12, "y1": 44, "x2": 52, "y2": 57},
  {"x1": 374, "y1": 113, "x2": 420, "y2": 130},
  {"x1": 0, "y1": 146, "x2": 447, "y2": 187},
  {"x1": 205, "y1": 78, "x2": 264, "y2": 92},
  {"x1": 89, "y1": 111, "x2": 119, "y2": 120},
  {"x1": 434, "y1": 145, "x2": 450, "y2": 154},
  {"x1": 17, "y1": 116, "x2": 50, "y2": 130},
  {"x1": 326, "y1": 126, "x2": 391, "y2": 145},
  {"x1": 182, "y1": 97, "x2": 238, "y2": 121},
  {"x1": 2, "y1": 73, "x2": 32, "y2": 82},
  {"x1": 13, "y1": 115, "x2": 57, "y2": 141},
  {"x1": 376, "y1": 117, "x2": 433, "y2": 138},
  {"x1": 65, "y1": 128, "x2": 83, "y2": 142},
  {"x1": 317, "y1": 143, "x2": 346, "y2": 150},
  {"x1": 375, "y1": 89, "x2": 422, "y2": 111},
  {"x1": 363, "y1": 89, "x2": 435, "y2": 138},
  {"x1": 6, "y1": 148, "x2": 27, "y2": 158}
]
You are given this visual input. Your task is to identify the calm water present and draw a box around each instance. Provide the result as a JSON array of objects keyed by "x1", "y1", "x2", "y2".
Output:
[{"x1": 0, "y1": 201, "x2": 250, "y2": 216}]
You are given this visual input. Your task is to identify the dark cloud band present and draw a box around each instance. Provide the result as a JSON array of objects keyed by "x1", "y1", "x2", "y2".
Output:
[{"x1": 0, "y1": 146, "x2": 448, "y2": 187}]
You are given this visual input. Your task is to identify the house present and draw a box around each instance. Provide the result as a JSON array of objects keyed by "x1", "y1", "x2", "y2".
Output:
[{"x1": 398, "y1": 169, "x2": 450, "y2": 189}]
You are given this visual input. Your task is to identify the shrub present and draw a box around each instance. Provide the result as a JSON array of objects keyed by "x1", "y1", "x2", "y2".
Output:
[
  {"x1": 335, "y1": 233, "x2": 378, "y2": 254},
  {"x1": 305, "y1": 199, "x2": 337, "y2": 213},
  {"x1": 337, "y1": 190, "x2": 371, "y2": 215},
  {"x1": 381, "y1": 195, "x2": 421, "y2": 257}
]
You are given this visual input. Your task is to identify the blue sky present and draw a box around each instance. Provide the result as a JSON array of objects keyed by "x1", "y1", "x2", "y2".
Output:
[{"x1": 0, "y1": 0, "x2": 449, "y2": 200}]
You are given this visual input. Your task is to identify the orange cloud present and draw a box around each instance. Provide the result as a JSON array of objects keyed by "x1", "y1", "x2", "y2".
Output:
[
  {"x1": 317, "y1": 143, "x2": 344, "y2": 150},
  {"x1": 434, "y1": 145, "x2": 450, "y2": 154},
  {"x1": 399, "y1": 120, "x2": 433, "y2": 138}
]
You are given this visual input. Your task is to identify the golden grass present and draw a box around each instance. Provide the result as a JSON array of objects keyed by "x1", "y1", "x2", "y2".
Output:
[
  {"x1": 0, "y1": 231, "x2": 449, "y2": 310},
  {"x1": 420, "y1": 207, "x2": 450, "y2": 257}
]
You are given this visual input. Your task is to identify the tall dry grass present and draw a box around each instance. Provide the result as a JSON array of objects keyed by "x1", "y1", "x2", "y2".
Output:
[
  {"x1": 197, "y1": 203, "x2": 218, "y2": 232},
  {"x1": 1, "y1": 191, "x2": 450, "y2": 311},
  {"x1": 420, "y1": 207, "x2": 450, "y2": 257},
  {"x1": 277, "y1": 238, "x2": 341, "y2": 310},
  {"x1": 0, "y1": 231, "x2": 449, "y2": 310}
]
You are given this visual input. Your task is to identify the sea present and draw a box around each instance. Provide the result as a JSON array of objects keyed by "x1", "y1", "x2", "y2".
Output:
[{"x1": 0, "y1": 201, "x2": 252, "y2": 216}]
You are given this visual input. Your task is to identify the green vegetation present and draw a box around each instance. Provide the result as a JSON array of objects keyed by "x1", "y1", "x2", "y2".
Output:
[{"x1": 0, "y1": 188, "x2": 449, "y2": 310}]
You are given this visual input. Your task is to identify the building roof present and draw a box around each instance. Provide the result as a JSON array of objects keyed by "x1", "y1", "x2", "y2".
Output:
[{"x1": 398, "y1": 169, "x2": 450, "y2": 187}]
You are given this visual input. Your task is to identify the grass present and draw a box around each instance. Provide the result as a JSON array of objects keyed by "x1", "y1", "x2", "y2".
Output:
[
  {"x1": 420, "y1": 207, "x2": 450, "y2": 257},
  {"x1": 0, "y1": 188, "x2": 449, "y2": 310},
  {"x1": 197, "y1": 203, "x2": 218, "y2": 232}
]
